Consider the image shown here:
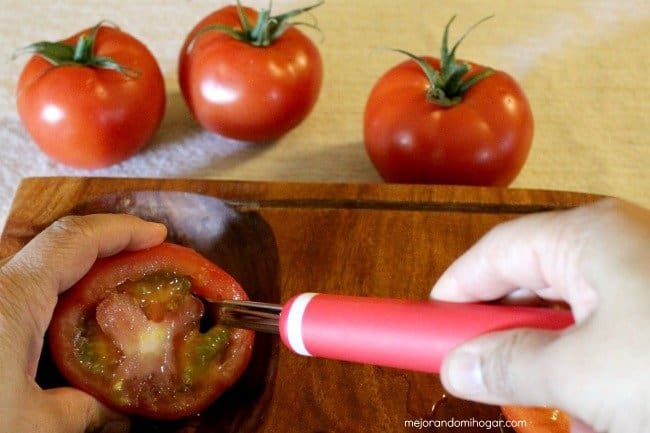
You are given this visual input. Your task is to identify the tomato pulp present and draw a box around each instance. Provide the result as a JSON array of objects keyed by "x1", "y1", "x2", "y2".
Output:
[{"x1": 48, "y1": 243, "x2": 254, "y2": 420}]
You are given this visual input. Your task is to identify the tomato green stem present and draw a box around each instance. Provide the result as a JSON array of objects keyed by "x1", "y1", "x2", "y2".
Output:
[
  {"x1": 190, "y1": 0, "x2": 323, "y2": 49},
  {"x1": 73, "y1": 35, "x2": 92, "y2": 62},
  {"x1": 388, "y1": 15, "x2": 494, "y2": 107},
  {"x1": 12, "y1": 21, "x2": 140, "y2": 78}
]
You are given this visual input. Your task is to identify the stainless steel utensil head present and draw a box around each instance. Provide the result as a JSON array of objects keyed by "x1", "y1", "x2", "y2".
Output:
[{"x1": 213, "y1": 299, "x2": 282, "y2": 334}]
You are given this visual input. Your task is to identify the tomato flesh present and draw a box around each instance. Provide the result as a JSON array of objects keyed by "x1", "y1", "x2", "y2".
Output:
[
  {"x1": 74, "y1": 317, "x2": 121, "y2": 377},
  {"x1": 71, "y1": 271, "x2": 229, "y2": 411},
  {"x1": 49, "y1": 243, "x2": 254, "y2": 420}
]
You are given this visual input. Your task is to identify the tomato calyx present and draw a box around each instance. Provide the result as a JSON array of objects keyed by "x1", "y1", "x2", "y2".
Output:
[
  {"x1": 13, "y1": 21, "x2": 140, "y2": 78},
  {"x1": 189, "y1": 0, "x2": 323, "y2": 49},
  {"x1": 390, "y1": 15, "x2": 494, "y2": 107}
]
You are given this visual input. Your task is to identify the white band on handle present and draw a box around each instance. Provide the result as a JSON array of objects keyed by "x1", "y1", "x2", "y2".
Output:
[{"x1": 285, "y1": 292, "x2": 318, "y2": 356}]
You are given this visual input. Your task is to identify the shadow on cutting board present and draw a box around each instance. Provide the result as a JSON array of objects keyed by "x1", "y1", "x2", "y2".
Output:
[{"x1": 36, "y1": 190, "x2": 281, "y2": 433}]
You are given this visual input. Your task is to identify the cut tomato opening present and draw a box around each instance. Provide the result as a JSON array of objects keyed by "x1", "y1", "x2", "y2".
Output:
[{"x1": 49, "y1": 243, "x2": 254, "y2": 419}]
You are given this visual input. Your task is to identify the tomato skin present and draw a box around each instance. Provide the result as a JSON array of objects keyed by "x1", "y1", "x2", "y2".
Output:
[
  {"x1": 48, "y1": 243, "x2": 254, "y2": 420},
  {"x1": 501, "y1": 406, "x2": 570, "y2": 433},
  {"x1": 178, "y1": 6, "x2": 323, "y2": 141},
  {"x1": 363, "y1": 58, "x2": 533, "y2": 186},
  {"x1": 17, "y1": 25, "x2": 165, "y2": 168}
]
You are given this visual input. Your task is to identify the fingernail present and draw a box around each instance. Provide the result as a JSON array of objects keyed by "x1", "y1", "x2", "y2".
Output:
[
  {"x1": 446, "y1": 350, "x2": 487, "y2": 396},
  {"x1": 430, "y1": 274, "x2": 459, "y2": 300},
  {"x1": 100, "y1": 420, "x2": 130, "y2": 433}
]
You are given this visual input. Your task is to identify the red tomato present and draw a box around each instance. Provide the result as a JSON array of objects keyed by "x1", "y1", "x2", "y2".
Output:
[
  {"x1": 501, "y1": 406, "x2": 570, "y2": 433},
  {"x1": 364, "y1": 20, "x2": 533, "y2": 186},
  {"x1": 178, "y1": 5, "x2": 323, "y2": 141},
  {"x1": 49, "y1": 243, "x2": 254, "y2": 420},
  {"x1": 16, "y1": 23, "x2": 165, "y2": 168}
]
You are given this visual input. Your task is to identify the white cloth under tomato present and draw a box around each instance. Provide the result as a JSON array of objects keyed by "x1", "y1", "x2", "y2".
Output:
[{"x1": 0, "y1": 0, "x2": 649, "y2": 228}]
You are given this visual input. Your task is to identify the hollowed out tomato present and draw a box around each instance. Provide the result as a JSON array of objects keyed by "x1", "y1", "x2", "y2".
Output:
[{"x1": 48, "y1": 243, "x2": 254, "y2": 420}]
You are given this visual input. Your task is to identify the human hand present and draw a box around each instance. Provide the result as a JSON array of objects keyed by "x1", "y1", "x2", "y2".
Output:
[
  {"x1": 431, "y1": 198, "x2": 650, "y2": 433},
  {"x1": 0, "y1": 214, "x2": 167, "y2": 433}
]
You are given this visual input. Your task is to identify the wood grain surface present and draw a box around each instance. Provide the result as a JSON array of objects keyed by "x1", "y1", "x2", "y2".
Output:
[{"x1": 0, "y1": 178, "x2": 601, "y2": 433}]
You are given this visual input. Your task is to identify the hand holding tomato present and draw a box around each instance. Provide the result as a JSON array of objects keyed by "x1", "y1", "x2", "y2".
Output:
[
  {"x1": 15, "y1": 22, "x2": 166, "y2": 168},
  {"x1": 49, "y1": 242, "x2": 254, "y2": 420},
  {"x1": 364, "y1": 16, "x2": 533, "y2": 186},
  {"x1": 178, "y1": 1, "x2": 323, "y2": 141},
  {"x1": 431, "y1": 198, "x2": 650, "y2": 433},
  {"x1": 0, "y1": 214, "x2": 167, "y2": 433}
]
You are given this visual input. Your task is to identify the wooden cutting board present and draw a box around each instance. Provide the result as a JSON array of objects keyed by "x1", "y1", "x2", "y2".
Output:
[{"x1": 0, "y1": 177, "x2": 600, "y2": 433}]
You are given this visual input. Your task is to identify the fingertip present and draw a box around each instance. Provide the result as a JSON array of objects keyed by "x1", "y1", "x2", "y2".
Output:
[
  {"x1": 104, "y1": 215, "x2": 167, "y2": 253},
  {"x1": 430, "y1": 273, "x2": 456, "y2": 300},
  {"x1": 439, "y1": 347, "x2": 487, "y2": 399},
  {"x1": 149, "y1": 220, "x2": 168, "y2": 235},
  {"x1": 122, "y1": 214, "x2": 166, "y2": 233},
  {"x1": 444, "y1": 329, "x2": 566, "y2": 408},
  {"x1": 430, "y1": 273, "x2": 476, "y2": 302},
  {"x1": 134, "y1": 220, "x2": 168, "y2": 248},
  {"x1": 153, "y1": 221, "x2": 168, "y2": 234}
]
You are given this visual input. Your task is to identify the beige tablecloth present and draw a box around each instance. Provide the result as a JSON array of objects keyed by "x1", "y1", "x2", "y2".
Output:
[{"x1": 1, "y1": 0, "x2": 648, "y2": 227}]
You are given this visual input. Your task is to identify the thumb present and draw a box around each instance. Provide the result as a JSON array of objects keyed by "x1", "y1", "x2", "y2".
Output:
[
  {"x1": 440, "y1": 328, "x2": 565, "y2": 407},
  {"x1": 43, "y1": 387, "x2": 130, "y2": 433}
]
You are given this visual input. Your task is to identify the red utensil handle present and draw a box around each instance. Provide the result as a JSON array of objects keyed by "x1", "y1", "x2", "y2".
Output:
[{"x1": 279, "y1": 293, "x2": 574, "y2": 373}]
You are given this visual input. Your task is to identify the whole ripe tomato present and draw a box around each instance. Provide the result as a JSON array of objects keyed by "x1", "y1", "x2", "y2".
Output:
[
  {"x1": 501, "y1": 406, "x2": 570, "y2": 433},
  {"x1": 364, "y1": 17, "x2": 533, "y2": 186},
  {"x1": 48, "y1": 243, "x2": 254, "y2": 420},
  {"x1": 178, "y1": 2, "x2": 323, "y2": 142},
  {"x1": 16, "y1": 22, "x2": 165, "y2": 168}
]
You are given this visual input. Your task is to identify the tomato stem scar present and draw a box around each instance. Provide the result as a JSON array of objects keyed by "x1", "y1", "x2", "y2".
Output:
[
  {"x1": 385, "y1": 15, "x2": 495, "y2": 107},
  {"x1": 12, "y1": 21, "x2": 141, "y2": 78},
  {"x1": 188, "y1": 0, "x2": 324, "y2": 50}
]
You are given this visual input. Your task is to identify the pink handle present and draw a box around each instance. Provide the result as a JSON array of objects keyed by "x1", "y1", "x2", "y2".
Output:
[{"x1": 279, "y1": 293, "x2": 574, "y2": 373}]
